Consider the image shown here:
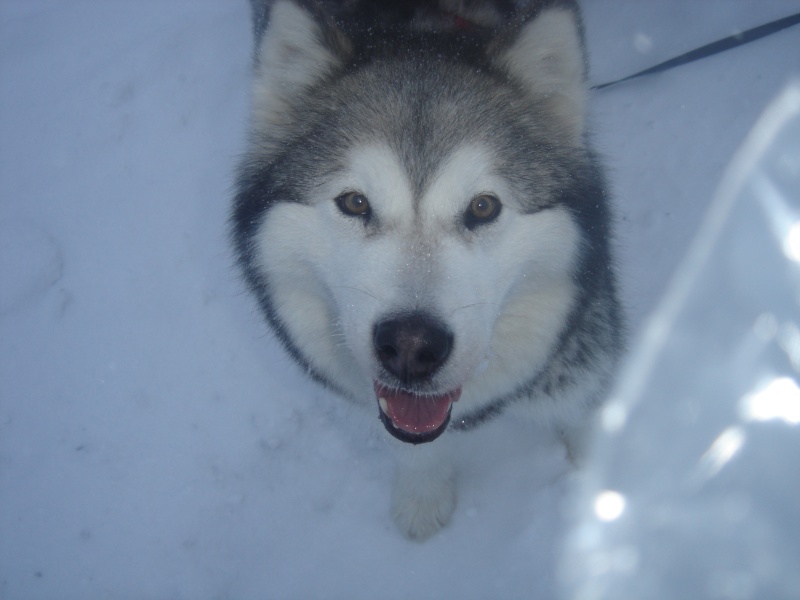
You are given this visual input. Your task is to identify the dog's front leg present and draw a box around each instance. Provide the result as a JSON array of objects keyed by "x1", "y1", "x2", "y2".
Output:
[{"x1": 390, "y1": 438, "x2": 456, "y2": 541}]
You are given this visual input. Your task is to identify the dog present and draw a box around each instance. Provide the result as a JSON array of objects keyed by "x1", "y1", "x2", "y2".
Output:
[{"x1": 232, "y1": 0, "x2": 623, "y2": 540}]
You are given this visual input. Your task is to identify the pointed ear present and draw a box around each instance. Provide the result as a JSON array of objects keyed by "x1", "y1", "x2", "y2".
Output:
[
  {"x1": 251, "y1": 1, "x2": 351, "y2": 133},
  {"x1": 497, "y1": 7, "x2": 587, "y2": 144}
]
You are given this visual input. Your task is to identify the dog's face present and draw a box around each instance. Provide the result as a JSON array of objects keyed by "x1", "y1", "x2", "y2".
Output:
[
  {"x1": 257, "y1": 139, "x2": 580, "y2": 442},
  {"x1": 237, "y1": 1, "x2": 591, "y2": 443}
]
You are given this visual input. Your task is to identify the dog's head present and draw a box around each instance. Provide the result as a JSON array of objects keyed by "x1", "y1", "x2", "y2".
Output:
[{"x1": 234, "y1": 0, "x2": 604, "y2": 444}]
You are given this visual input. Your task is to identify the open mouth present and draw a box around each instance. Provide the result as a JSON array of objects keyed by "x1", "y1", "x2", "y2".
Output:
[{"x1": 374, "y1": 382, "x2": 462, "y2": 444}]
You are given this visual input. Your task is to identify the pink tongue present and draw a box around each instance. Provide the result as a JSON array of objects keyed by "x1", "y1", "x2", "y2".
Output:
[{"x1": 375, "y1": 384, "x2": 462, "y2": 434}]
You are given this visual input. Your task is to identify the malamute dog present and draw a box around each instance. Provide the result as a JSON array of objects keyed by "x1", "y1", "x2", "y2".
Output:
[{"x1": 232, "y1": 0, "x2": 623, "y2": 540}]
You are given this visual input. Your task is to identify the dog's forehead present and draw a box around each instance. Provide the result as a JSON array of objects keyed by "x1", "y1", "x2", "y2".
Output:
[{"x1": 328, "y1": 60, "x2": 500, "y2": 175}]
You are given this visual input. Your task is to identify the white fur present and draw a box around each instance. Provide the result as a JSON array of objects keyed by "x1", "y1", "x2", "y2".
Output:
[{"x1": 390, "y1": 439, "x2": 457, "y2": 541}]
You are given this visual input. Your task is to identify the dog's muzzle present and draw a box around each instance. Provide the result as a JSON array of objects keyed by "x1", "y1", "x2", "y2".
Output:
[{"x1": 372, "y1": 312, "x2": 459, "y2": 443}]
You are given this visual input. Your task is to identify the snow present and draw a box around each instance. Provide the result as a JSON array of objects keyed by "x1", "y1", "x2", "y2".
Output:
[
  {"x1": 562, "y1": 81, "x2": 800, "y2": 600},
  {"x1": 1, "y1": 1, "x2": 798, "y2": 598}
]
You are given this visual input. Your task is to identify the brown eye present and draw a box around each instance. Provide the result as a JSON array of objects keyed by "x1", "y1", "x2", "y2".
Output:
[
  {"x1": 465, "y1": 194, "x2": 501, "y2": 229},
  {"x1": 336, "y1": 191, "x2": 371, "y2": 218}
]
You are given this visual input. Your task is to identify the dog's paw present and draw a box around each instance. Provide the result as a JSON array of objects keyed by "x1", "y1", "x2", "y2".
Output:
[{"x1": 391, "y1": 465, "x2": 456, "y2": 541}]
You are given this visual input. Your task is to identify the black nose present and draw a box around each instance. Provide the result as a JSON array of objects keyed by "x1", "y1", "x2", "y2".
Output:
[{"x1": 373, "y1": 312, "x2": 454, "y2": 384}]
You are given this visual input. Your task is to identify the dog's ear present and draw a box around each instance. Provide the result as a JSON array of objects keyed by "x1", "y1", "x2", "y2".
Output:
[
  {"x1": 252, "y1": 1, "x2": 351, "y2": 133},
  {"x1": 495, "y1": 7, "x2": 587, "y2": 144}
]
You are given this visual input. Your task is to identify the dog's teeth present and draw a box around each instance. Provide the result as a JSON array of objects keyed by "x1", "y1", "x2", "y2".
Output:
[{"x1": 379, "y1": 397, "x2": 389, "y2": 414}]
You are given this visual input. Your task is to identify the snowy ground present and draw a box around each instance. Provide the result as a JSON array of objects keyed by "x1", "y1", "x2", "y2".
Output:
[{"x1": 1, "y1": 1, "x2": 798, "y2": 599}]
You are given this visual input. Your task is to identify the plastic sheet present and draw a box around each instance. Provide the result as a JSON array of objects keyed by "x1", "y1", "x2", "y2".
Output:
[{"x1": 560, "y1": 81, "x2": 800, "y2": 600}]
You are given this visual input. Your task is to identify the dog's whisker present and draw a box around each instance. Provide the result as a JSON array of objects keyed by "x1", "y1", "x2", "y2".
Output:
[
  {"x1": 329, "y1": 285, "x2": 382, "y2": 302},
  {"x1": 450, "y1": 302, "x2": 492, "y2": 315}
]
